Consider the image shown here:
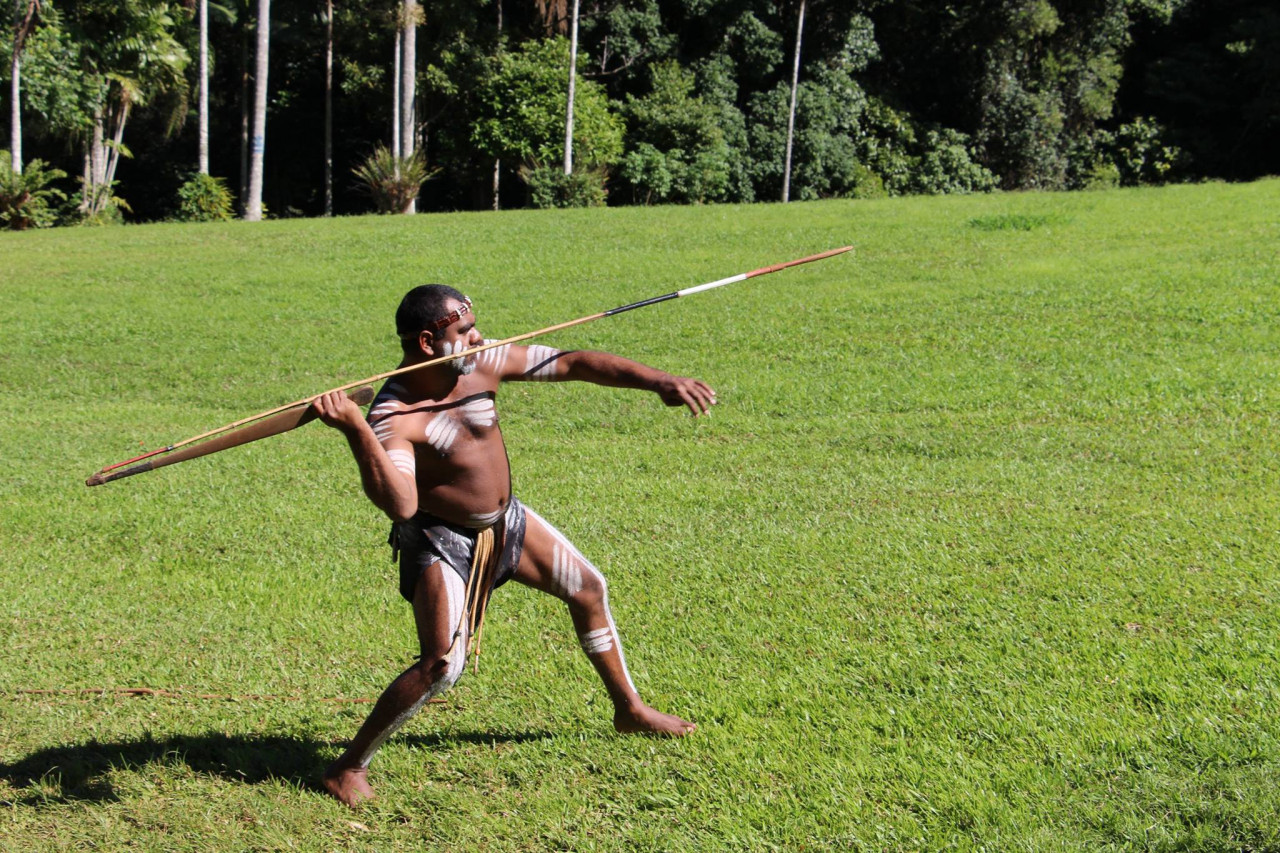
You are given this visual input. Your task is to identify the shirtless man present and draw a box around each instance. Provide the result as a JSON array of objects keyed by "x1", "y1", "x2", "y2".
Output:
[{"x1": 313, "y1": 284, "x2": 715, "y2": 807}]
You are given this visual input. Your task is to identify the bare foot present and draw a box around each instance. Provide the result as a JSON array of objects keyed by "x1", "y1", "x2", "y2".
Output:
[
  {"x1": 614, "y1": 703, "x2": 697, "y2": 737},
  {"x1": 322, "y1": 764, "x2": 375, "y2": 808}
]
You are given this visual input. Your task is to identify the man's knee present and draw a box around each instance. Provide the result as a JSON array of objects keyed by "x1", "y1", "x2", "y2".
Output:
[
  {"x1": 412, "y1": 643, "x2": 464, "y2": 694},
  {"x1": 568, "y1": 569, "x2": 608, "y2": 611}
]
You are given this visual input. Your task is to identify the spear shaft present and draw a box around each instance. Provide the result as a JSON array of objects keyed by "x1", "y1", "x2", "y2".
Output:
[{"x1": 86, "y1": 246, "x2": 851, "y2": 486}]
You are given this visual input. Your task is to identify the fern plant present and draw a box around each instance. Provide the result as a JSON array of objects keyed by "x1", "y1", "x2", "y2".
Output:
[
  {"x1": 353, "y1": 147, "x2": 437, "y2": 214},
  {"x1": 0, "y1": 154, "x2": 68, "y2": 230}
]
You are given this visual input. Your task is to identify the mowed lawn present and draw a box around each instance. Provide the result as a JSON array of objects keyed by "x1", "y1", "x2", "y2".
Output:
[{"x1": 1, "y1": 181, "x2": 1278, "y2": 851}]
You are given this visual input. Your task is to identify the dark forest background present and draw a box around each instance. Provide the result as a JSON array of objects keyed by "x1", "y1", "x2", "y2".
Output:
[{"x1": 4, "y1": 0, "x2": 1277, "y2": 223}]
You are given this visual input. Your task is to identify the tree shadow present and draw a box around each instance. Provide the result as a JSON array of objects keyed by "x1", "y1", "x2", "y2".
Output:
[{"x1": 0, "y1": 728, "x2": 553, "y2": 805}]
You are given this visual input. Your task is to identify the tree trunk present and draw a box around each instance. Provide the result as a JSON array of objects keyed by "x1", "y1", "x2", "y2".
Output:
[
  {"x1": 399, "y1": 0, "x2": 416, "y2": 213},
  {"x1": 782, "y1": 0, "x2": 805, "y2": 203},
  {"x1": 391, "y1": 28, "x2": 400, "y2": 160},
  {"x1": 8, "y1": 48, "x2": 19, "y2": 173},
  {"x1": 104, "y1": 100, "x2": 130, "y2": 189},
  {"x1": 239, "y1": 20, "x2": 249, "y2": 210},
  {"x1": 88, "y1": 108, "x2": 106, "y2": 213},
  {"x1": 198, "y1": 0, "x2": 209, "y2": 174},
  {"x1": 245, "y1": 0, "x2": 271, "y2": 221},
  {"x1": 563, "y1": 0, "x2": 579, "y2": 175},
  {"x1": 324, "y1": 0, "x2": 333, "y2": 216},
  {"x1": 493, "y1": 0, "x2": 501, "y2": 210}
]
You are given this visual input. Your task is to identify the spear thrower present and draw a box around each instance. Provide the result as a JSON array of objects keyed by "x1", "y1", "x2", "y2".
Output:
[{"x1": 86, "y1": 246, "x2": 852, "y2": 487}]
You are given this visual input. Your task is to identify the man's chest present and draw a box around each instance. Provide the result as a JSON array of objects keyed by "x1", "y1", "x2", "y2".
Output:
[{"x1": 410, "y1": 396, "x2": 499, "y2": 455}]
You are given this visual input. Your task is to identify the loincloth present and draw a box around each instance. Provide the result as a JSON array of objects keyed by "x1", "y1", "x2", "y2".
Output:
[{"x1": 391, "y1": 499, "x2": 527, "y2": 603}]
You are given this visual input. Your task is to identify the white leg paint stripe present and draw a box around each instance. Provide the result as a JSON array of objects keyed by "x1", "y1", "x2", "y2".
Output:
[
  {"x1": 355, "y1": 564, "x2": 466, "y2": 769},
  {"x1": 579, "y1": 626, "x2": 614, "y2": 655}
]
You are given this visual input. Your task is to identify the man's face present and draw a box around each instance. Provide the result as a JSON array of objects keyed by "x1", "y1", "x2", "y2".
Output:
[{"x1": 434, "y1": 299, "x2": 483, "y2": 375}]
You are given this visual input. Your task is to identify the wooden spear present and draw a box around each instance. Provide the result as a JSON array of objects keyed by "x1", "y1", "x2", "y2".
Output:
[{"x1": 86, "y1": 246, "x2": 851, "y2": 487}]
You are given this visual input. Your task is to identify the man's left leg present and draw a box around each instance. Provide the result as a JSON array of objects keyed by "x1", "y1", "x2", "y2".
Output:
[{"x1": 513, "y1": 506, "x2": 695, "y2": 736}]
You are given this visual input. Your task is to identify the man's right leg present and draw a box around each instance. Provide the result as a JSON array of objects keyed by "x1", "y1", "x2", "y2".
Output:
[{"x1": 322, "y1": 561, "x2": 467, "y2": 807}]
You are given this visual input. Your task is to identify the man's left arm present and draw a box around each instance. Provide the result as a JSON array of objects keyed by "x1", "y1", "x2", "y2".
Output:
[{"x1": 504, "y1": 344, "x2": 716, "y2": 417}]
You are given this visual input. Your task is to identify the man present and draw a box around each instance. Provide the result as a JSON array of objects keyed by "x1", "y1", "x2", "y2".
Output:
[{"x1": 313, "y1": 284, "x2": 715, "y2": 807}]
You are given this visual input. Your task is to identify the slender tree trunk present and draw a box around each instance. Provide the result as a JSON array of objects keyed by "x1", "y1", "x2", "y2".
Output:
[
  {"x1": 391, "y1": 28, "x2": 400, "y2": 160},
  {"x1": 324, "y1": 0, "x2": 333, "y2": 216},
  {"x1": 493, "y1": 0, "x2": 501, "y2": 210},
  {"x1": 104, "y1": 101, "x2": 130, "y2": 188},
  {"x1": 198, "y1": 0, "x2": 209, "y2": 174},
  {"x1": 8, "y1": 48, "x2": 19, "y2": 173},
  {"x1": 782, "y1": 0, "x2": 805, "y2": 203},
  {"x1": 80, "y1": 151, "x2": 91, "y2": 212},
  {"x1": 563, "y1": 0, "x2": 579, "y2": 175},
  {"x1": 399, "y1": 0, "x2": 416, "y2": 213},
  {"x1": 89, "y1": 108, "x2": 106, "y2": 213},
  {"x1": 239, "y1": 21, "x2": 249, "y2": 209},
  {"x1": 245, "y1": 0, "x2": 271, "y2": 221}
]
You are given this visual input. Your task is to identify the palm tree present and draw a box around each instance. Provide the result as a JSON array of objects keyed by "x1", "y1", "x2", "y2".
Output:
[{"x1": 64, "y1": 0, "x2": 190, "y2": 216}]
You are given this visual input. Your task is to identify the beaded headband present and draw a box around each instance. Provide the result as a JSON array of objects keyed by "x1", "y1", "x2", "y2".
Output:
[{"x1": 399, "y1": 296, "x2": 472, "y2": 340}]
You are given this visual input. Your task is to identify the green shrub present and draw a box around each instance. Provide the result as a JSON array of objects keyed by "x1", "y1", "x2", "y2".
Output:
[
  {"x1": 520, "y1": 165, "x2": 607, "y2": 209},
  {"x1": 352, "y1": 146, "x2": 438, "y2": 213},
  {"x1": 175, "y1": 173, "x2": 234, "y2": 222},
  {"x1": 0, "y1": 154, "x2": 67, "y2": 230}
]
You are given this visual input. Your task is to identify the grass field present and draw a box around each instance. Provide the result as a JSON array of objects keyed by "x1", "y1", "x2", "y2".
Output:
[{"x1": 2, "y1": 180, "x2": 1278, "y2": 851}]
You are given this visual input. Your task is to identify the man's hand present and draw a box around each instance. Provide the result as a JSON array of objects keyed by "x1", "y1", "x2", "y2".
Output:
[
  {"x1": 312, "y1": 390, "x2": 367, "y2": 433},
  {"x1": 655, "y1": 375, "x2": 717, "y2": 417}
]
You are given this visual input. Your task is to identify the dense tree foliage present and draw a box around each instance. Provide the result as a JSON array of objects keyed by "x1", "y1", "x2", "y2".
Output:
[{"x1": 1, "y1": 0, "x2": 1274, "y2": 223}]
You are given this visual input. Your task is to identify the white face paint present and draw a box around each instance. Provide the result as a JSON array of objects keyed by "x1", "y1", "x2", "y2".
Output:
[
  {"x1": 424, "y1": 412, "x2": 460, "y2": 454},
  {"x1": 524, "y1": 345, "x2": 561, "y2": 380},
  {"x1": 440, "y1": 338, "x2": 476, "y2": 375}
]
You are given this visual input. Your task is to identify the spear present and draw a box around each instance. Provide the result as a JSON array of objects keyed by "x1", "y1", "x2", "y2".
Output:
[{"x1": 86, "y1": 246, "x2": 851, "y2": 487}]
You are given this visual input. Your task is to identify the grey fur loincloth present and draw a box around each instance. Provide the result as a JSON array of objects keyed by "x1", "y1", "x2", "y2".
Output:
[{"x1": 390, "y1": 499, "x2": 527, "y2": 603}]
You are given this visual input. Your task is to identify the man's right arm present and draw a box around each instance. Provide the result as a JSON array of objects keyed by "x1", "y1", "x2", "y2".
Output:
[{"x1": 312, "y1": 391, "x2": 418, "y2": 522}]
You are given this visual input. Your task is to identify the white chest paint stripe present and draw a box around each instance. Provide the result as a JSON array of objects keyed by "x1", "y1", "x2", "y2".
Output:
[
  {"x1": 460, "y1": 398, "x2": 496, "y2": 428},
  {"x1": 524, "y1": 345, "x2": 561, "y2": 380},
  {"x1": 424, "y1": 413, "x2": 460, "y2": 453}
]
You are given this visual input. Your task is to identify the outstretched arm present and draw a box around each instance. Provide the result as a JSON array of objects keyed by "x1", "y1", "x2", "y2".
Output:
[
  {"x1": 312, "y1": 391, "x2": 418, "y2": 521},
  {"x1": 504, "y1": 344, "x2": 716, "y2": 417}
]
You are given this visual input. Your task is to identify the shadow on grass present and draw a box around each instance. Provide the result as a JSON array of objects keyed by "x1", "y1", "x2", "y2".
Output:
[{"x1": 0, "y1": 729, "x2": 554, "y2": 804}]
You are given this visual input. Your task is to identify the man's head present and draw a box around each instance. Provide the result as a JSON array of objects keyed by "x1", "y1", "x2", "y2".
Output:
[{"x1": 396, "y1": 284, "x2": 480, "y2": 374}]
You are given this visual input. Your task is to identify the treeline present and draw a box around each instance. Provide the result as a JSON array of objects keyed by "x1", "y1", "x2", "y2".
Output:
[{"x1": 2, "y1": 0, "x2": 1277, "y2": 225}]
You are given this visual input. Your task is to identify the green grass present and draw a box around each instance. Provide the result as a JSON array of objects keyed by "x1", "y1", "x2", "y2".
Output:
[{"x1": 2, "y1": 181, "x2": 1279, "y2": 851}]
